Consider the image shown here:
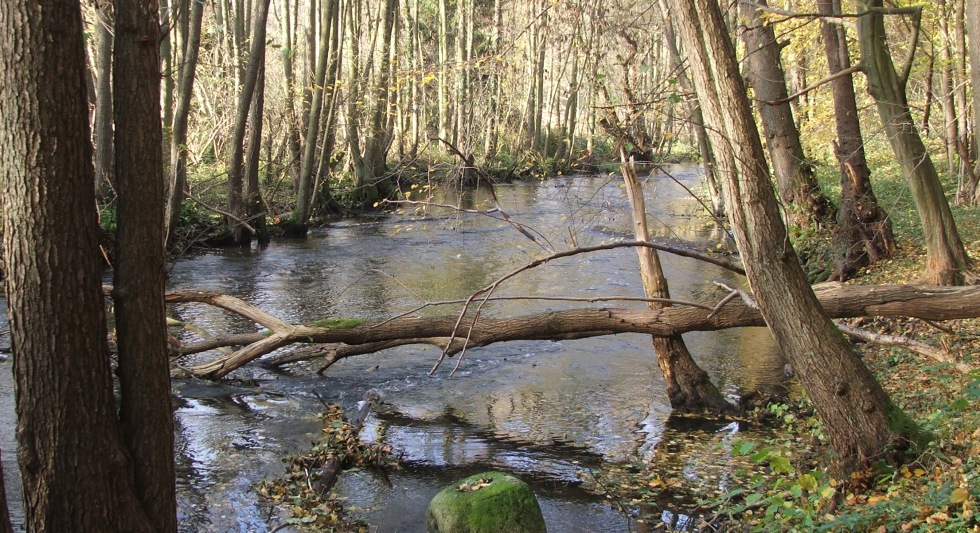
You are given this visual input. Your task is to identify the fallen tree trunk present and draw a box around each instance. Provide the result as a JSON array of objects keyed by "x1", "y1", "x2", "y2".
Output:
[{"x1": 164, "y1": 283, "x2": 980, "y2": 379}]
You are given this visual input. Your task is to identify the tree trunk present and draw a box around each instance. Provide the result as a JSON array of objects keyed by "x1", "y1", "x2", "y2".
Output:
[
  {"x1": 952, "y1": 0, "x2": 972, "y2": 195},
  {"x1": 166, "y1": 0, "x2": 205, "y2": 245},
  {"x1": 437, "y1": 0, "x2": 450, "y2": 143},
  {"x1": 965, "y1": 0, "x2": 980, "y2": 204},
  {"x1": 482, "y1": 0, "x2": 504, "y2": 162},
  {"x1": 938, "y1": 0, "x2": 959, "y2": 174},
  {"x1": 93, "y1": 1, "x2": 114, "y2": 201},
  {"x1": 160, "y1": 0, "x2": 174, "y2": 156},
  {"x1": 658, "y1": 0, "x2": 725, "y2": 217},
  {"x1": 291, "y1": 0, "x2": 337, "y2": 233},
  {"x1": 621, "y1": 158, "x2": 733, "y2": 413},
  {"x1": 856, "y1": 0, "x2": 976, "y2": 285},
  {"x1": 226, "y1": 0, "x2": 272, "y2": 245},
  {"x1": 0, "y1": 0, "x2": 156, "y2": 528},
  {"x1": 167, "y1": 282, "x2": 980, "y2": 379},
  {"x1": 0, "y1": 454, "x2": 10, "y2": 533},
  {"x1": 112, "y1": 0, "x2": 178, "y2": 528},
  {"x1": 244, "y1": 55, "x2": 269, "y2": 246},
  {"x1": 280, "y1": 0, "x2": 301, "y2": 189},
  {"x1": 740, "y1": 0, "x2": 833, "y2": 227},
  {"x1": 818, "y1": 0, "x2": 894, "y2": 281},
  {"x1": 667, "y1": 0, "x2": 921, "y2": 471}
]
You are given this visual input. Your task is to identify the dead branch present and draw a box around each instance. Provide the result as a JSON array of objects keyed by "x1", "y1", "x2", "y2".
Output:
[
  {"x1": 836, "y1": 322, "x2": 973, "y2": 373},
  {"x1": 163, "y1": 283, "x2": 980, "y2": 380}
]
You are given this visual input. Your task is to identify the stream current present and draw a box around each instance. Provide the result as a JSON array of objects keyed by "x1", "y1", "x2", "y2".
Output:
[{"x1": 1, "y1": 167, "x2": 785, "y2": 532}]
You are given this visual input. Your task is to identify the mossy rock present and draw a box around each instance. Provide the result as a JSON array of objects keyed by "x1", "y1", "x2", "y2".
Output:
[{"x1": 426, "y1": 471, "x2": 547, "y2": 533}]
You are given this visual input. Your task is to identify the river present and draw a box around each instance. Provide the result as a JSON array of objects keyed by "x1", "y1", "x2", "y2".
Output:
[{"x1": 1, "y1": 166, "x2": 785, "y2": 532}]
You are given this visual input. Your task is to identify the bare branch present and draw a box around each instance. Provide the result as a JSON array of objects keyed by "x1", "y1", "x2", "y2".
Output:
[
  {"x1": 759, "y1": 64, "x2": 862, "y2": 105},
  {"x1": 836, "y1": 322, "x2": 972, "y2": 373}
]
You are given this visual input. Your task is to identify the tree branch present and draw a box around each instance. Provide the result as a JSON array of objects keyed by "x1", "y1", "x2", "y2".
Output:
[
  {"x1": 760, "y1": 64, "x2": 862, "y2": 105},
  {"x1": 836, "y1": 322, "x2": 972, "y2": 372},
  {"x1": 162, "y1": 283, "x2": 980, "y2": 379}
]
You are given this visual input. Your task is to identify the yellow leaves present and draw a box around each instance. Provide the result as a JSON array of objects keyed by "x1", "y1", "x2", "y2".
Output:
[
  {"x1": 422, "y1": 72, "x2": 437, "y2": 85},
  {"x1": 949, "y1": 487, "x2": 969, "y2": 504},
  {"x1": 900, "y1": 466, "x2": 927, "y2": 479},
  {"x1": 798, "y1": 473, "x2": 817, "y2": 492}
]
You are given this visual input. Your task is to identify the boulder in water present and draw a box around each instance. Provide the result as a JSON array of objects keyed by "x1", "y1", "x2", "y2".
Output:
[{"x1": 425, "y1": 471, "x2": 547, "y2": 533}]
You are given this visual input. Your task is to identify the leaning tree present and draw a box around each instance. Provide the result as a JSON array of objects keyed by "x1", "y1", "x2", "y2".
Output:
[{"x1": 664, "y1": 0, "x2": 922, "y2": 470}]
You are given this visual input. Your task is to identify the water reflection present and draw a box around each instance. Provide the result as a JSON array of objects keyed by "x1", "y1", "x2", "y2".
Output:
[{"x1": 0, "y1": 169, "x2": 785, "y2": 532}]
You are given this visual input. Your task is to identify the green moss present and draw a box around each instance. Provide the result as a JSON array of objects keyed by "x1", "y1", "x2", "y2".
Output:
[
  {"x1": 426, "y1": 471, "x2": 547, "y2": 533},
  {"x1": 886, "y1": 401, "x2": 933, "y2": 453},
  {"x1": 313, "y1": 318, "x2": 366, "y2": 329}
]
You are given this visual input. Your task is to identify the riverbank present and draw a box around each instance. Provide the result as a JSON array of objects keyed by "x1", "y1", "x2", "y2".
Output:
[{"x1": 582, "y1": 163, "x2": 980, "y2": 531}]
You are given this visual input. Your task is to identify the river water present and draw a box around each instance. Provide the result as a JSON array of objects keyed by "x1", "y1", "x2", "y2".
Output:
[{"x1": 1, "y1": 167, "x2": 784, "y2": 532}]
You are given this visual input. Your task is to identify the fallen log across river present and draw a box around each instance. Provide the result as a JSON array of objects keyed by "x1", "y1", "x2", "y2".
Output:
[{"x1": 159, "y1": 283, "x2": 980, "y2": 379}]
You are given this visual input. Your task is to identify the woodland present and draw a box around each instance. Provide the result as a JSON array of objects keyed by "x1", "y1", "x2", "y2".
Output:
[{"x1": 1, "y1": 0, "x2": 980, "y2": 530}]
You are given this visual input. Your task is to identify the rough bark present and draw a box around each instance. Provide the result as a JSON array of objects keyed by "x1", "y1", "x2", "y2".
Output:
[
  {"x1": 856, "y1": 0, "x2": 976, "y2": 285},
  {"x1": 166, "y1": 0, "x2": 205, "y2": 244},
  {"x1": 0, "y1": 0, "x2": 154, "y2": 529},
  {"x1": 0, "y1": 454, "x2": 10, "y2": 533},
  {"x1": 668, "y1": 0, "x2": 919, "y2": 471},
  {"x1": 622, "y1": 158, "x2": 733, "y2": 413},
  {"x1": 740, "y1": 0, "x2": 834, "y2": 227},
  {"x1": 165, "y1": 283, "x2": 980, "y2": 380},
  {"x1": 112, "y1": 0, "x2": 177, "y2": 527},
  {"x1": 818, "y1": 0, "x2": 894, "y2": 281}
]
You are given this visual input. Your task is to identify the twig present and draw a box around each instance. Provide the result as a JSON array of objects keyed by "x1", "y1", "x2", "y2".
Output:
[
  {"x1": 185, "y1": 190, "x2": 257, "y2": 233},
  {"x1": 713, "y1": 281, "x2": 759, "y2": 310},
  {"x1": 836, "y1": 322, "x2": 973, "y2": 373},
  {"x1": 707, "y1": 290, "x2": 740, "y2": 319}
]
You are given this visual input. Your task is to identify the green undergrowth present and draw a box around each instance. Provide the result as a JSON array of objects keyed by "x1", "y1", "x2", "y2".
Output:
[
  {"x1": 258, "y1": 403, "x2": 398, "y2": 532},
  {"x1": 585, "y1": 350, "x2": 980, "y2": 531}
]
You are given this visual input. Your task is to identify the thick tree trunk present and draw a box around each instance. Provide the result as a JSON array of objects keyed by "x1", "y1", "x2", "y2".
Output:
[
  {"x1": 818, "y1": 0, "x2": 894, "y2": 281},
  {"x1": 112, "y1": 0, "x2": 178, "y2": 528},
  {"x1": 0, "y1": 0, "x2": 155, "y2": 529},
  {"x1": 856, "y1": 1, "x2": 976, "y2": 285},
  {"x1": 622, "y1": 159, "x2": 733, "y2": 413},
  {"x1": 668, "y1": 0, "x2": 920, "y2": 471},
  {"x1": 166, "y1": 0, "x2": 205, "y2": 244},
  {"x1": 166, "y1": 282, "x2": 980, "y2": 380},
  {"x1": 740, "y1": 0, "x2": 833, "y2": 227}
]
